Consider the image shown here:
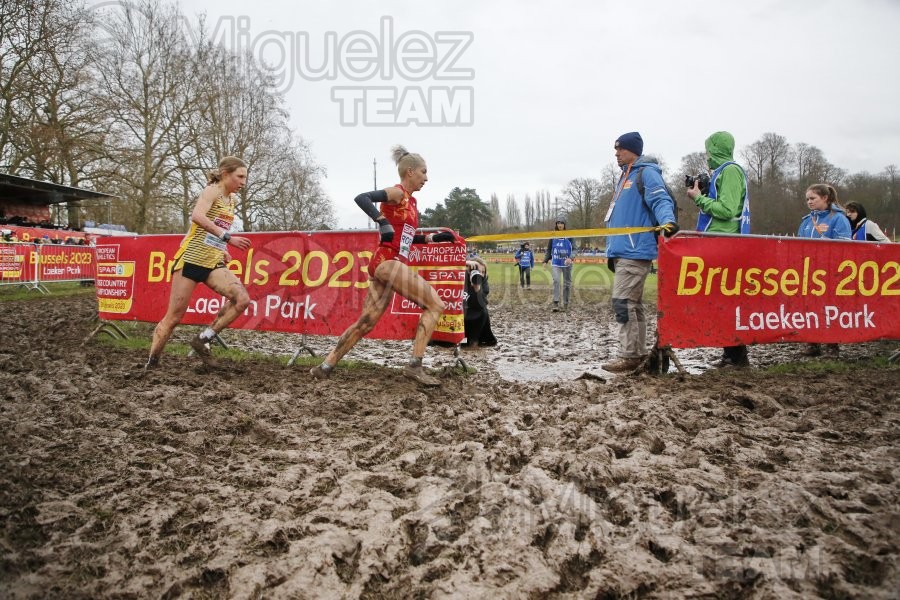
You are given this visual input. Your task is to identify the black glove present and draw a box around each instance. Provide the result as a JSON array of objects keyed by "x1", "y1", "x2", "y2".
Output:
[
  {"x1": 607, "y1": 258, "x2": 616, "y2": 273},
  {"x1": 376, "y1": 218, "x2": 394, "y2": 243},
  {"x1": 662, "y1": 222, "x2": 680, "y2": 238},
  {"x1": 431, "y1": 231, "x2": 455, "y2": 243}
]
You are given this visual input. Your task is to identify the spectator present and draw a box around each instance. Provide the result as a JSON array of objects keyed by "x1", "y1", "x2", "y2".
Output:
[
  {"x1": 845, "y1": 202, "x2": 890, "y2": 242},
  {"x1": 462, "y1": 258, "x2": 496, "y2": 348},
  {"x1": 514, "y1": 241, "x2": 535, "y2": 289},
  {"x1": 543, "y1": 219, "x2": 575, "y2": 311},
  {"x1": 687, "y1": 130, "x2": 752, "y2": 368},
  {"x1": 798, "y1": 184, "x2": 851, "y2": 240},
  {"x1": 797, "y1": 183, "x2": 851, "y2": 357},
  {"x1": 602, "y1": 131, "x2": 678, "y2": 373}
]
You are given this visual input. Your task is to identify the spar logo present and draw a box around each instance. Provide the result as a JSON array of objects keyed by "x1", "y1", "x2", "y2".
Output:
[{"x1": 98, "y1": 264, "x2": 125, "y2": 276}]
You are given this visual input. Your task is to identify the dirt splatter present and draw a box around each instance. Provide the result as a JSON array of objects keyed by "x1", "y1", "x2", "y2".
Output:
[{"x1": 1, "y1": 292, "x2": 897, "y2": 598}]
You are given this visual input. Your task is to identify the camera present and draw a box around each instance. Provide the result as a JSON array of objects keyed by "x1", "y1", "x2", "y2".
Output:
[{"x1": 685, "y1": 172, "x2": 711, "y2": 195}]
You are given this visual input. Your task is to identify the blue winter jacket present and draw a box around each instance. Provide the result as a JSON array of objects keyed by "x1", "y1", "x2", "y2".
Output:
[
  {"x1": 797, "y1": 206, "x2": 852, "y2": 240},
  {"x1": 514, "y1": 249, "x2": 535, "y2": 268},
  {"x1": 545, "y1": 238, "x2": 575, "y2": 267},
  {"x1": 605, "y1": 157, "x2": 676, "y2": 260}
]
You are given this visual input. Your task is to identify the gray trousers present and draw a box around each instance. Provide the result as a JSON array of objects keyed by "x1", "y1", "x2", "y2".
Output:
[
  {"x1": 611, "y1": 258, "x2": 652, "y2": 358},
  {"x1": 551, "y1": 265, "x2": 572, "y2": 304}
]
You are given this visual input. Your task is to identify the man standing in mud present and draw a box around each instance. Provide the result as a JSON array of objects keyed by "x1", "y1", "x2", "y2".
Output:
[
  {"x1": 687, "y1": 131, "x2": 751, "y2": 368},
  {"x1": 602, "y1": 132, "x2": 678, "y2": 373}
]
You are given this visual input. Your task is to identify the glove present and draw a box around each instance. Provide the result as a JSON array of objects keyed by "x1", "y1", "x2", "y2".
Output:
[
  {"x1": 662, "y1": 222, "x2": 680, "y2": 238},
  {"x1": 607, "y1": 258, "x2": 616, "y2": 273},
  {"x1": 376, "y1": 218, "x2": 394, "y2": 243},
  {"x1": 431, "y1": 231, "x2": 455, "y2": 243}
]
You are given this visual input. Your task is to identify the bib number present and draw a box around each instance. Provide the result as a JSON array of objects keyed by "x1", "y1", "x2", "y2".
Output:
[{"x1": 399, "y1": 223, "x2": 415, "y2": 258}]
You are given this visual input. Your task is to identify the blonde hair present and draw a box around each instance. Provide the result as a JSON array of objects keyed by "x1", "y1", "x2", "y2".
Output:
[
  {"x1": 207, "y1": 156, "x2": 247, "y2": 184},
  {"x1": 807, "y1": 183, "x2": 840, "y2": 208},
  {"x1": 391, "y1": 144, "x2": 425, "y2": 178}
]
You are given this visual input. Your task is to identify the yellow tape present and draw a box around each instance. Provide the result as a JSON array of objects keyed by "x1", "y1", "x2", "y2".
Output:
[{"x1": 466, "y1": 225, "x2": 659, "y2": 243}]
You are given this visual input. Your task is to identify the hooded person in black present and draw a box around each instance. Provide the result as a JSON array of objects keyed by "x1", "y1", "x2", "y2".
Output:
[{"x1": 845, "y1": 202, "x2": 890, "y2": 242}]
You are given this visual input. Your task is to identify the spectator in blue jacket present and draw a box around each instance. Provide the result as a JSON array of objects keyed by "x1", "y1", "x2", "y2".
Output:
[
  {"x1": 543, "y1": 220, "x2": 575, "y2": 311},
  {"x1": 798, "y1": 183, "x2": 851, "y2": 357},
  {"x1": 798, "y1": 184, "x2": 851, "y2": 240},
  {"x1": 514, "y1": 242, "x2": 535, "y2": 289},
  {"x1": 602, "y1": 132, "x2": 678, "y2": 373}
]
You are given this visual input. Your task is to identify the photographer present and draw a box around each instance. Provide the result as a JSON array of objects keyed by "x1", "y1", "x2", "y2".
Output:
[
  {"x1": 462, "y1": 258, "x2": 496, "y2": 348},
  {"x1": 687, "y1": 130, "x2": 751, "y2": 367},
  {"x1": 514, "y1": 241, "x2": 535, "y2": 289}
]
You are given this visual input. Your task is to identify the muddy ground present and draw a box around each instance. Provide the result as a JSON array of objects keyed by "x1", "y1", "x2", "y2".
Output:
[{"x1": 1, "y1": 289, "x2": 898, "y2": 599}]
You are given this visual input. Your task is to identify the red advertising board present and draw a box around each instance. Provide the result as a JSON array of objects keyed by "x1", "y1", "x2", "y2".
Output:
[
  {"x1": 0, "y1": 243, "x2": 31, "y2": 284},
  {"x1": 95, "y1": 231, "x2": 466, "y2": 344},
  {"x1": 32, "y1": 243, "x2": 95, "y2": 281},
  {"x1": 658, "y1": 234, "x2": 900, "y2": 348},
  {"x1": 0, "y1": 242, "x2": 94, "y2": 284}
]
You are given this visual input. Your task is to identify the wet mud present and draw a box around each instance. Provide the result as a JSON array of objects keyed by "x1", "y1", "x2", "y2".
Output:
[{"x1": 1, "y1": 292, "x2": 897, "y2": 599}]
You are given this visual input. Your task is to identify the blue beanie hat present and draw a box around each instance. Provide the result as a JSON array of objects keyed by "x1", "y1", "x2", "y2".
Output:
[{"x1": 615, "y1": 131, "x2": 643, "y2": 156}]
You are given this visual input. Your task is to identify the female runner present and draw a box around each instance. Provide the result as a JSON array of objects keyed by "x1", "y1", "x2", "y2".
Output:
[
  {"x1": 146, "y1": 156, "x2": 252, "y2": 369},
  {"x1": 310, "y1": 145, "x2": 455, "y2": 386}
]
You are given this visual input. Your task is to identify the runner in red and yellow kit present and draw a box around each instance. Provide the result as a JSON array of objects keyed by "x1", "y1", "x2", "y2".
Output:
[
  {"x1": 146, "y1": 156, "x2": 253, "y2": 370},
  {"x1": 366, "y1": 182, "x2": 420, "y2": 277},
  {"x1": 310, "y1": 144, "x2": 457, "y2": 386}
]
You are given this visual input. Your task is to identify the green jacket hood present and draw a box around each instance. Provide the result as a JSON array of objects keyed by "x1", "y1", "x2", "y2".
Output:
[{"x1": 705, "y1": 131, "x2": 735, "y2": 169}]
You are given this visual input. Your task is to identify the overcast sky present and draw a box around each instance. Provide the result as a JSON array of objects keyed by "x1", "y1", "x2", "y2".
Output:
[{"x1": 177, "y1": 0, "x2": 900, "y2": 229}]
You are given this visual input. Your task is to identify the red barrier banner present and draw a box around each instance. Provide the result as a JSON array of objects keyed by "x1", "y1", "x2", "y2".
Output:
[
  {"x1": 31, "y1": 244, "x2": 96, "y2": 282},
  {"x1": 658, "y1": 235, "x2": 900, "y2": 348},
  {"x1": 95, "y1": 231, "x2": 466, "y2": 344},
  {"x1": 1, "y1": 242, "x2": 94, "y2": 285},
  {"x1": 0, "y1": 242, "x2": 33, "y2": 284}
]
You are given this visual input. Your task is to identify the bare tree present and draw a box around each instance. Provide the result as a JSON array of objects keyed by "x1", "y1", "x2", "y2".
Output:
[
  {"x1": 254, "y1": 136, "x2": 333, "y2": 230},
  {"x1": 489, "y1": 192, "x2": 501, "y2": 229},
  {"x1": 882, "y1": 165, "x2": 899, "y2": 210},
  {"x1": 742, "y1": 132, "x2": 792, "y2": 186},
  {"x1": 561, "y1": 178, "x2": 603, "y2": 230},
  {"x1": 91, "y1": 0, "x2": 195, "y2": 233},
  {"x1": 0, "y1": 0, "x2": 93, "y2": 176},
  {"x1": 504, "y1": 193, "x2": 521, "y2": 229},
  {"x1": 523, "y1": 193, "x2": 534, "y2": 229}
]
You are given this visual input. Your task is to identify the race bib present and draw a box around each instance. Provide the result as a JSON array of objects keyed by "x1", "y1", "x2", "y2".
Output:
[
  {"x1": 204, "y1": 216, "x2": 232, "y2": 250},
  {"x1": 204, "y1": 233, "x2": 227, "y2": 251},
  {"x1": 399, "y1": 223, "x2": 415, "y2": 258}
]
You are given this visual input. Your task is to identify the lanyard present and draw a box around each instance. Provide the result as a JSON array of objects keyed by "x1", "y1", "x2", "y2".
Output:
[
  {"x1": 811, "y1": 213, "x2": 832, "y2": 237},
  {"x1": 604, "y1": 163, "x2": 633, "y2": 223}
]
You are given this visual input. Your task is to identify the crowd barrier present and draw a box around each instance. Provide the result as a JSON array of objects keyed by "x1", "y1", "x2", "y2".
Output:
[
  {"x1": 6, "y1": 230, "x2": 888, "y2": 364},
  {"x1": 658, "y1": 232, "x2": 899, "y2": 348},
  {"x1": 0, "y1": 242, "x2": 96, "y2": 293},
  {"x1": 93, "y1": 230, "x2": 466, "y2": 347}
]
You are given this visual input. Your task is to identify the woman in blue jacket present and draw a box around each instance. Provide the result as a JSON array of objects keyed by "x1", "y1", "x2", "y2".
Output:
[
  {"x1": 797, "y1": 184, "x2": 851, "y2": 240},
  {"x1": 797, "y1": 183, "x2": 851, "y2": 357}
]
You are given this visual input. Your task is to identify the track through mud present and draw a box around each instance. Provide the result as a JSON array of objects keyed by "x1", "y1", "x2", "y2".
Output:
[{"x1": 1, "y1": 294, "x2": 897, "y2": 598}]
